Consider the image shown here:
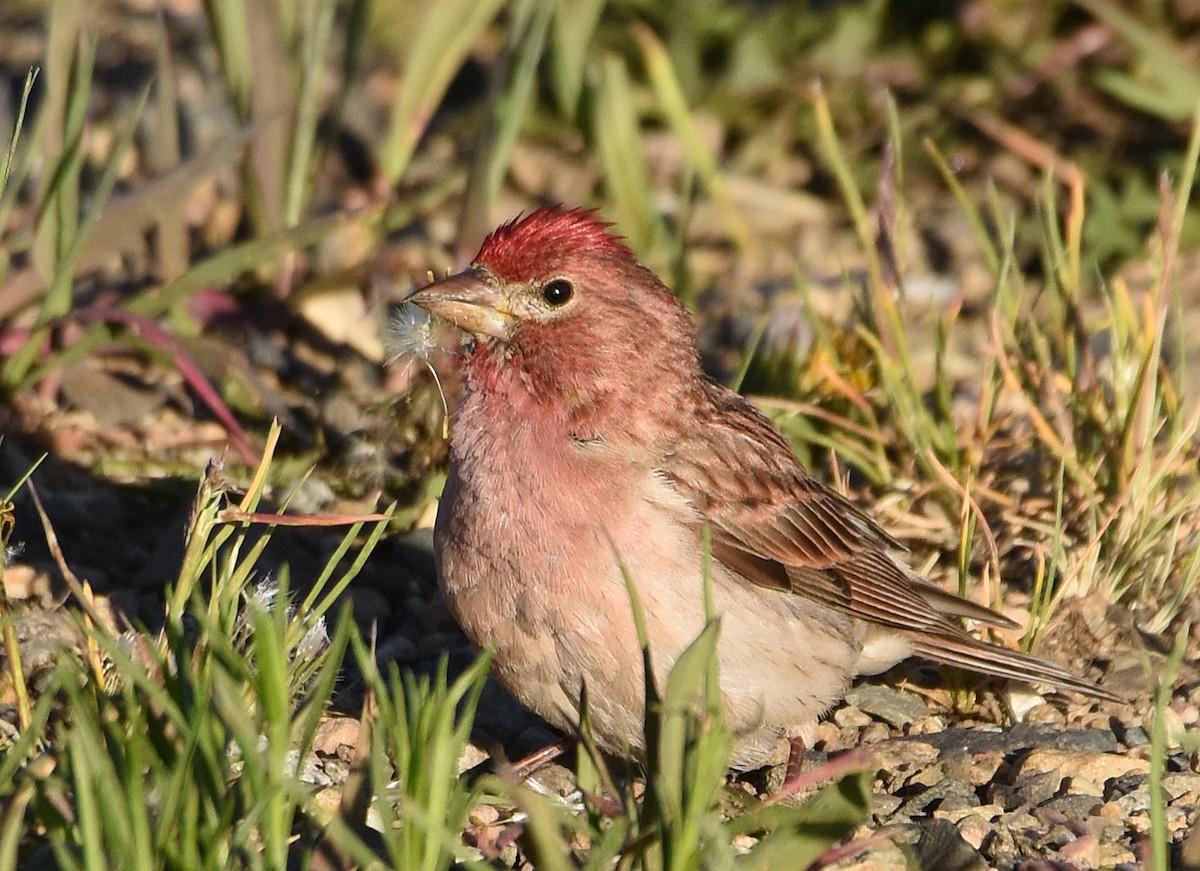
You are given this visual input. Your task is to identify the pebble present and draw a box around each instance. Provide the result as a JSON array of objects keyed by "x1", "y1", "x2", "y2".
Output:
[
  {"x1": 1045, "y1": 729, "x2": 1122, "y2": 754},
  {"x1": 834, "y1": 705, "x2": 874, "y2": 729},
  {"x1": 870, "y1": 793, "x2": 903, "y2": 819},
  {"x1": 1162, "y1": 771, "x2": 1200, "y2": 801},
  {"x1": 998, "y1": 768, "x2": 1060, "y2": 809},
  {"x1": 1058, "y1": 832, "x2": 1100, "y2": 865},
  {"x1": 900, "y1": 777, "x2": 980, "y2": 817},
  {"x1": 845, "y1": 685, "x2": 931, "y2": 730},
  {"x1": 457, "y1": 742, "x2": 490, "y2": 774},
  {"x1": 908, "y1": 715, "x2": 947, "y2": 735},
  {"x1": 814, "y1": 719, "x2": 852, "y2": 750},
  {"x1": 469, "y1": 803, "x2": 500, "y2": 826},
  {"x1": 1179, "y1": 819, "x2": 1200, "y2": 867},
  {"x1": 861, "y1": 721, "x2": 893, "y2": 745},
  {"x1": 1022, "y1": 701, "x2": 1067, "y2": 727},
  {"x1": 1099, "y1": 842, "x2": 1137, "y2": 866},
  {"x1": 1112, "y1": 789, "x2": 1157, "y2": 816},
  {"x1": 906, "y1": 761, "x2": 946, "y2": 789},
  {"x1": 1042, "y1": 793, "x2": 1103, "y2": 818},
  {"x1": 870, "y1": 740, "x2": 940, "y2": 782},
  {"x1": 313, "y1": 717, "x2": 361, "y2": 755},
  {"x1": 914, "y1": 818, "x2": 988, "y2": 871},
  {"x1": 954, "y1": 813, "x2": 994, "y2": 850},
  {"x1": 527, "y1": 762, "x2": 577, "y2": 799},
  {"x1": 830, "y1": 839, "x2": 909, "y2": 871},
  {"x1": 1105, "y1": 772, "x2": 1149, "y2": 800},
  {"x1": 310, "y1": 786, "x2": 343, "y2": 819},
  {"x1": 1062, "y1": 775, "x2": 1103, "y2": 796},
  {"x1": 285, "y1": 749, "x2": 334, "y2": 786},
  {"x1": 942, "y1": 749, "x2": 1004, "y2": 787},
  {"x1": 0, "y1": 563, "x2": 50, "y2": 602},
  {"x1": 1114, "y1": 722, "x2": 1150, "y2": 748},
  {"x1": 1017, "y1": 748, "x2": 1149, "y2": 789}
]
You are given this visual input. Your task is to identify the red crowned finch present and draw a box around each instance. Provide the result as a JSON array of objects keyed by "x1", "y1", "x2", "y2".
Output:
[{"x1": 408, "y1": 206, "x2": 1118, "y2": 768}]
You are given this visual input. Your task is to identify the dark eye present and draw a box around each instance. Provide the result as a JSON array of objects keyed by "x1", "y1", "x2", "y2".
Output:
[{"x1": 542, "y1": 278, "x2": 574, "y2": 307}]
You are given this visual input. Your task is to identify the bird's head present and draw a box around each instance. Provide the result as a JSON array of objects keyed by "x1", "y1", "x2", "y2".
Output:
[{"x1": 409, "y1": 207, "x2": 700, "y2": 423}]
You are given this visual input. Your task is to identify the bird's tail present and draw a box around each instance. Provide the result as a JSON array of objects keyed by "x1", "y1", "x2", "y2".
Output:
[{"x1": 909, "y1": 633, "x2": 1126, "y2": 703}]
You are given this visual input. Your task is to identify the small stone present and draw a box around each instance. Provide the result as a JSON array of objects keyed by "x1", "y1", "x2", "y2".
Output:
[
  {"x1": 1178, "y1": 816, "x2": 1200, "y2": 867},
  {"x1": 322, "y1": 759, "x2": 348, "y2": 781},
  {"x1": 1125, "y1": 810, "x2": 1151, "y2": 834},
  {"x1": 527, "y1": 762, "x2": 576, "y2": 798},
  {"x1": 1022, "y1": 701, "x2": 1067, "y2": 727},
  {"x1": 997, "y1": 809, "x2": 1039, "y2": 830},
  {"x1": 1167, "y1": 749, "x2": 1193, "y2": 773},
  {"x1": 1098, "y1": 841, "x2": 1137, "y2": 866},
  {"x1": 1043, "y1": 794, "x2": 1104, "y2": 818},
  {"x1": 833, "y1": 705, "x2": 874, "y2": 729},
  {"x1": 730, "y1": 833, "x2": 757, "y2": 853},
  {"x1": 1114, "y1": 722, "x2": 1150, "y2": 748},
  {"x1": 469, "y1": 803, "x2": 500, "y2": 826},
  {"x1": 1145, "y1": 706, "x2": 1188, "y2": 749},
  {"x1": 314, "y1": 717, "x2": 361, "y2": 755},
  {"x1": 955, "y1": 812, "x2": 994, "y2": 850},
  {"x1": 1041, "y1": 823, "x2": 1078, "y2": 850},
  {"x1": 907, "y1": 761, "x2": 946, "y2": 789},
  {"x1": 458, "y1": 742, "x2": 490, "y2": 774},
  {"x1": 901, "y1": 778, "x2": 981, "y2": 817},
  {"x1": 1176, "y1": 701, "x2": 1198, "y2": 726},
  {"x1": 1046, "y1": 729, "x2": 1121, "y2": 754},
  {"x1": 310, "y1": 786, "x2": 343, "y2": 819},
  {"x1": 1105, "y1": 772, "x2": 1149, "y2": 800},
  {"x1": 1002, "y1": 768, "x2": 1060, "y2": 809},
  {"x1": 943, "y1": 750, "x2": 1005, "y2": 787},
  {"x1": 1059, "y1": 832, "x2": 1100, "y2": 864},
  {"x1": 908, "y1": 715, "x2": 947, "y2": 735},
  {"x1": 286, "y1": 476, "x2": 336, "y2": 515},
  {"x1": 871, "y1": 740, "x2": 940, "y2": 785},
  {"x1": 813, "y1": 718, "x2": 850, "y2": 751},
  {"x1": 1162, "y1": 772, "x2": 1200, "y2": 801},
  {"x1": 935, "y1": 803, "x2": 998, "y2": 825},
  {"x1": 1167, "y1": 805, "x2": 1190, "y2": 834},
  {"x1": 1, "y1": 563, "x2": 48, "y2": 602},
  {"x1": 982, "y1": 825, "x2": 1019, "y2": 867},
  {"x1": 914, "y1": 818, "x2": 988, "y2": 871},
  {"x1": 1112, "y1": 787, "x2": 1161, "y2": 816},
  {"x1": 861, "y1": 721, "x2": 892, "y2": 745},
  {"x1": 828, "y1": 839, "x2": 910, "y2": 871},
  {"x1": 870, "y1": 793, "x2": 903, "y2": 820},
  {"x1": 1018, "y1": 748, "x2": 1148, "y2": 788},
  {"x1": 289, "y1": 750, "x2": 334, "y2": 786},
  {"x1": 845, "y1": 685, "x2": 931, "y2": 730},
  {"x1": 1063, "y1": 776, "x2": 1103, "y2": 796}
]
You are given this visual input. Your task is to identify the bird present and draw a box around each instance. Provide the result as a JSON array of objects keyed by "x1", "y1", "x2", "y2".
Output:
[{"x1": 406, "y1": 205, "x2": 1119, "y2": 770}]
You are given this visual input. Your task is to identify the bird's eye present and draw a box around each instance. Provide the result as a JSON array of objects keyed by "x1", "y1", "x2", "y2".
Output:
[{"x1": 542, "y1": 278, "x2": 574, "y2": 307}]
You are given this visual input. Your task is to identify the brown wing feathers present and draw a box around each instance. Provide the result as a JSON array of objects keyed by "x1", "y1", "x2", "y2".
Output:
[{"x1": 662, "y1": 379, "x2": 1115, "y2": 700}]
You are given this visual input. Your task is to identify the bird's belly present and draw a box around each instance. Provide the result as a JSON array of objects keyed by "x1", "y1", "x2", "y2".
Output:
[{"x1": 434, "y1": 460, "x2": 861, "y2": 768}]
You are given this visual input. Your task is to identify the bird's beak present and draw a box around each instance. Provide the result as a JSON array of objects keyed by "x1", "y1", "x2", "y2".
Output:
[{"x1": 407, "y1": 268, "x2": 516, "y2": 341}]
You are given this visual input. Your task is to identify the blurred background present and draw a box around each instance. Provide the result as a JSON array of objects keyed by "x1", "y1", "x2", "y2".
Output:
[
  {"x1": 2, "y1": 0, "x2": 1198, "y2": 676},
  {"x1": 2, "y1": 2, "x2": 1200, "y2": 868}
]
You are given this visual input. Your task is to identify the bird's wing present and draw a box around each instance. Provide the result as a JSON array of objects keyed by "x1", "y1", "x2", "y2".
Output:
[
  {"x1": 662, "y1": 381, "x2": 1128, "y2": 700},
  {"x1": 660, "y1": 379, "x2": 1005, "y2": 635},
  {"x1": 658, "y1": 381, "x2": 1123, "y2": 701}
]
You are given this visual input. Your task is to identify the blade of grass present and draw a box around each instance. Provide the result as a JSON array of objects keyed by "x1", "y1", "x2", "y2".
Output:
[
  {"x1": 633, "y1": 22, "x2": 755, "y2": 259},
  {"x1": 380, "y1": 0, "x2": 507, "y2": 186}
]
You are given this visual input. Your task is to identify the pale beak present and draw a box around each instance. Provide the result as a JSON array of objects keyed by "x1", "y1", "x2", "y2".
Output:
[{"x1": 407, "y1": 268, "x2": 517, "y2": 341}]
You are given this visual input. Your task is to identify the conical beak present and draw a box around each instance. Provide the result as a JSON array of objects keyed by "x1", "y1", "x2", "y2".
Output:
[{"x1": 407, "y1": 268, "x2": 516, "y2": 340}]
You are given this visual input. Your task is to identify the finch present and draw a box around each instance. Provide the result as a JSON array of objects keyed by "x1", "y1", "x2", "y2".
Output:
[{"x1": 408, "y1": 206, "x2": 1117, "y2": 768}]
